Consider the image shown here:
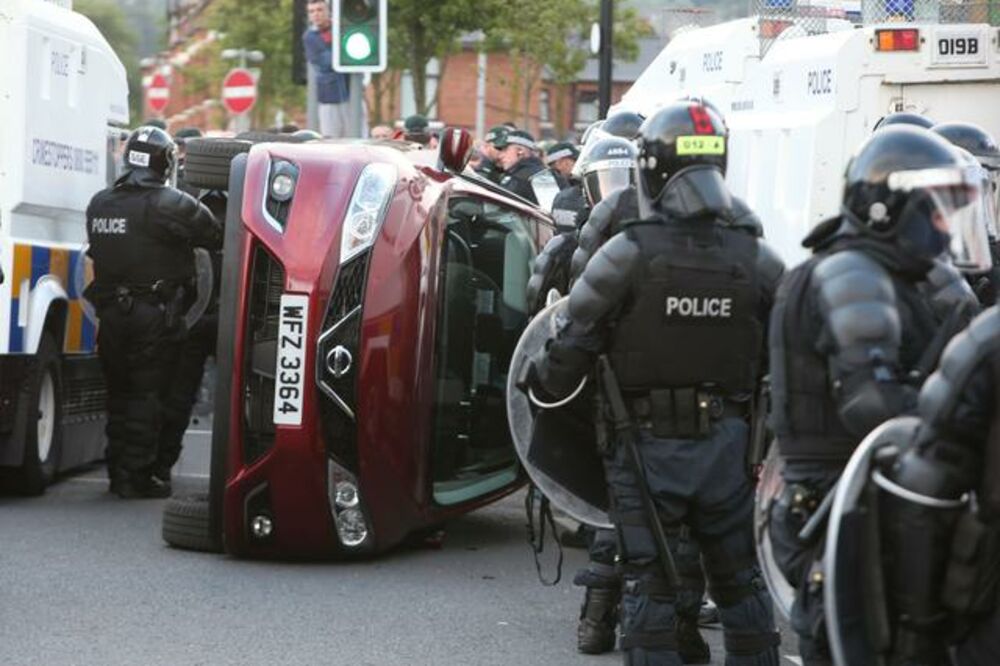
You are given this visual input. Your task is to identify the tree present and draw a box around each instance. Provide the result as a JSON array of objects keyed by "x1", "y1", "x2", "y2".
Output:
[
  {"x1": 208, "y1": 0, "x2": 306, "y2": 127},
  {"x1": 490, "y1": 0, "x2": 653, "y2": 131},
  {"x1": 387, "y1": 0, "x2": 505, "y2": 116},
  {"x1": 75, "y1": 0, "x2": 144, "y2": 120}
]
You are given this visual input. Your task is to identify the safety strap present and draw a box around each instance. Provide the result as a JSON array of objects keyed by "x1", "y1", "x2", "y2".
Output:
[
  {"x1": 723, "y1": 630, "x2": 781, "y2": 655},
  {"x1": 620, "y1": 630, "x2": 678, "y2": 651},
  {"x1": 524, "y1": 485, "x2": 563, "y2": 586}
]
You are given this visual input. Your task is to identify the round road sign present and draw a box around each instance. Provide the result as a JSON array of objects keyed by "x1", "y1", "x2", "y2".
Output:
[
  {"x1": 146, "y1": 72, "x2": 170, "y2": 113},
  {"x1": 222, "y1": 68, "x2": 257, "y2": 115}
]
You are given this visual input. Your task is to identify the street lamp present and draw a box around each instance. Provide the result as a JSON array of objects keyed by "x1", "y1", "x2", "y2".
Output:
[{"x1": 221, "y1": 48, "x2": 265, "y2": 68}]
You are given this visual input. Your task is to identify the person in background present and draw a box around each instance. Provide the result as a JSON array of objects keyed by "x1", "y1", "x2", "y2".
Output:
[
  {"x1": 370, "y1": 124, "x2": 394, "y2": 140},
  {"x1": 303, "y1": 0, "x2": 351, "y2": 138}
]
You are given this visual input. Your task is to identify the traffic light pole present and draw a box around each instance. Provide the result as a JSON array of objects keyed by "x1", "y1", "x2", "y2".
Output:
[
  {"x1": 349, "y1": 73, "x2": 365, "y2": 138},
  {"x1": 598, "y1": 0, "x2": 613, "y2": 118}
]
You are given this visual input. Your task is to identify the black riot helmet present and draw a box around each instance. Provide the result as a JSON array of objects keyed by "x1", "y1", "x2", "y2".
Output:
[
  {"x1": 931, "y1": 122, "x2": 1000, "y2": 170},
  {"x1": 601, "y1": 111, "x2": 644, "y2": 140},
  {"x1": 580, "y1": 137, "x2": 637, "y2": 206},
  {"x1": 679, "y1": 95, "x2": 727, "y2": 131},
  {"x1": 636, "y1": 101, "x2": 727, "y2": 216},
  {"x1": 843, "y1": 125, "x2": 991, "y2": 273},
  {"x1": 122, "y1": 126, "x2": 176, "y2": 180},
  {"x1": 873, "y1": 111, "x2": 934, "y2": 131}
]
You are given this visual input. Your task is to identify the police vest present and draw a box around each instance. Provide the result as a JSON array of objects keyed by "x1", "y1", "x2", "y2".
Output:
[
  {"x1": 86, "y1": 185, "x2": 196, "y2": 286},
  {"x1": 608, "y1": 220, "x2": 764, "y2": 396},
  {"x1": 770, "y1": 253, "x2": 939, "y2": 462}
]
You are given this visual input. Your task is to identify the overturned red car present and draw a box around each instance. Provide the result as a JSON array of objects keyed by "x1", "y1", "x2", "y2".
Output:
[{"x1": 195, "y1": 131, "x2": 554, "y2": 558}]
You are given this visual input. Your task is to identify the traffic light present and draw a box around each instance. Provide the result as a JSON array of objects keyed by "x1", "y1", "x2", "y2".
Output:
[{"x1": 333, "y1": 0, "x2": 387, "y2": 73}]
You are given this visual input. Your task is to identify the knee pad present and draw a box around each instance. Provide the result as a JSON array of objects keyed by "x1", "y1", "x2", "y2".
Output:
[{"x1": 574, "y1": 562, "x2": 619, "y2": 589}]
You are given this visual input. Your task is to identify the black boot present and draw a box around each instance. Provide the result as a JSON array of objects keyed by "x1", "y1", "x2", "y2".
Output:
[
  {"x1": 577, "y1": 586, "x2": 619, "y2": 654},
  {"x1": 116, "y1": 473, "x2": 171, "y2": 499},
  {"x1": 677, "y1": 616, "x2": 711, "y2": 664}
]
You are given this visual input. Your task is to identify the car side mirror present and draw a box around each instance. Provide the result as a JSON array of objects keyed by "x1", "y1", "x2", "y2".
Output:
[{"x1": 437, "y1": 127, "x2": 474, "y2": 174}]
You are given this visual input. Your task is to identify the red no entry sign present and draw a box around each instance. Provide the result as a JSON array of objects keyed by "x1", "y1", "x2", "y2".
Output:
[
  {"x1": 146, "y1": 72, "x2": 170, "y2": 113},
  {"x1": 222, "y1": 68, "x2": 257, "y2": 115}
]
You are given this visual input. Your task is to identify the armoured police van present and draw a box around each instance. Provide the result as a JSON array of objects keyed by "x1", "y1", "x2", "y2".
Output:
[
  {"x1": 615, "y1": 1, "x2": 1000, "y2": 266},
  {"x1": 0, "y1": 0, "x2": 129, "y2": 492}
]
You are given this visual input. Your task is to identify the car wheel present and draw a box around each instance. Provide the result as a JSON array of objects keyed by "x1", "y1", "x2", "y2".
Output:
[
  {"x1": 162, "y1": 494, "x2": 222, "y2": 553},
  {"x1": 16, "y1": 333, "x2": 63, "y2": 495},
  {"x1": 235, "y1": 131, "x2": 311, "y2": 144},
  {"x1": 184, "y1": 138, "x2": 252, "y2": 191}
]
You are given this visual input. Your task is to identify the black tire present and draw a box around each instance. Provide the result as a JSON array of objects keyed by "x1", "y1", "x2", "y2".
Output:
[
  {"x1": 162, "y1": 494, "x2": 222, "y2": 553},
  {"x1": 17, "y1": 333, "x2": 63, "y2": 495},
  {"x1": 184, "y1": 138, "x2": 252, "y2": 190},
  {"x1": 235, "y1": 131, "x2": 307, "y2": 144}
]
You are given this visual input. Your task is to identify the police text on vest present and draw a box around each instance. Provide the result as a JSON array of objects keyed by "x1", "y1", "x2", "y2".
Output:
[
  {"x1": 665, "y1": 296, "x2": 732, "y2": 318},
  {"x1": 91, "y1": 217, "x2": 127, "y2": 234}
]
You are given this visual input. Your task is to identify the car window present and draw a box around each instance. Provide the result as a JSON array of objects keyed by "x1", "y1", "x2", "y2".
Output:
[{"x1": 429, "y1": 197, "x2": 537, "y2": 505}]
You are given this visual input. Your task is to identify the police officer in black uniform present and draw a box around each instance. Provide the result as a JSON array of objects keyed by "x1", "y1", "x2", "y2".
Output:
[
  {"x1": 767, "y1": 125, "x2": 981, "y2": 665},
  {"x1": 85, "y1": 126, "x2": 221, "y2": 498},
  {"x1": 524, "y1": 101, "x2": 784, "y2": 665},
  {"x1": 869, "y1": 304, "x2": 998, "y2": 666},
  {"x1": 931, "y1": 122, "x2": 1000, "y2": 305},
  {"x1": 548, "y1": 142, "x2": 586, "y2": 231},
  {"x1": 497, "y1": 130, "x2": 567, "y2": 205}
]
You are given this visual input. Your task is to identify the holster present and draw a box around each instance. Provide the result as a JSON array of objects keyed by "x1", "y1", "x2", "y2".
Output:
[
  {"x1": 747, "y1": 377, "x2": 771, "y2": 478},
  {"x1": 942, "y1": 511, "x2": 1000, "y2": 618}
]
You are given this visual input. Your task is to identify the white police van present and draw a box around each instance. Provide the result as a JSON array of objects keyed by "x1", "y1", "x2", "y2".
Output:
[
  {"x1": 615, "y1": 1, "x2": 1000, "y2": 266},
  {"x1": 0, "y1": 0, "x2": 129, "y2": 492}
]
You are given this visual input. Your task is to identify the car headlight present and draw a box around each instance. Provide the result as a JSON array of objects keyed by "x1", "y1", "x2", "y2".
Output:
[{"x1": 340, "y1": 163, "x2": 396, "y2": 263}]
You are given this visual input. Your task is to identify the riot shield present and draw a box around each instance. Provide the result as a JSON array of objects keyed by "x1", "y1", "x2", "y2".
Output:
[
  {"x1": 825, "y1": 416, "x2": 921, "y2": 666},
  {"x1": 754, "y1": 446, "x2": 796, "y2": 621},
  {"x1": 530, "y1": 170, "x2": 561, "y2": 213},
  {"x1": 506, "y1": 297, "x2": 612, "y2": 528},
  {"x1": 184, "y1": 248, "x2": 214, "y2": 330}
]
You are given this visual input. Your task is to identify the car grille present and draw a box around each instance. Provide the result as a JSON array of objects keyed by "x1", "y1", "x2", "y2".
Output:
[
  {"x1": 242, "y1": 244, "x2": 285, "y2": 465},
  {"x1": 317, "y1": 250, "x2": 371, "y2": 474}
]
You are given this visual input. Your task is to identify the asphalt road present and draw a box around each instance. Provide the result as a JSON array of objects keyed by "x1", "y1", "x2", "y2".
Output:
[{"x1": 0, "y1": 421, "x2": 797, "y2": 666}]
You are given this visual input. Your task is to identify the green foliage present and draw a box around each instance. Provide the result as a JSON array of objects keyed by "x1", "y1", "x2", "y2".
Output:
[
  {"x1": 208, "y1": 0, "x2": 306, "y2": 126},
  {"x1": 75, "y1": 0, "x2": 143, "y2": 120}
]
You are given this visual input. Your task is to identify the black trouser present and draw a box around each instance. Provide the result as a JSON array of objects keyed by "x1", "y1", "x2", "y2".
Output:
[
  {"x1": 767, "y1": 462, "x2": 841, "y2": 666},
  {"x1": 579, "y1": 526, "x2": 706, "y2": 621},
  {"x1": 97, "y1": 299, "x2": 181, "y2": 478},
  {"x1": 607, "y1": 418, "x2": 779, "y2": 665},
  {"x1": 158, "y1": 312, "x2": 217, "y2": 471}
]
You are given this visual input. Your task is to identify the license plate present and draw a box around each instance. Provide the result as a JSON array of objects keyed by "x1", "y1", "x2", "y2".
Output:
[
  {"x1": 930, "y1": 27, "x2": 987, "y2": 68},
  {"x1": 273, "y1": 294, "x2": 309, "y2": 426}
]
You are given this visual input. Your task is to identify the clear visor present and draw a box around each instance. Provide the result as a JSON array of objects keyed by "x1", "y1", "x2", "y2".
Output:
[
  {"x1": 889, "y1": 167, "x2": 991, "y2": 273},
  {"x1": 582, "y1": 160, "x2": 635, "y2": 206},
  {"x1": 986, "y1": 169, "x2": 1000, "y2": 240},
  {"x1": 571, "y1": 128, "x2": 613, "y2": 180}
]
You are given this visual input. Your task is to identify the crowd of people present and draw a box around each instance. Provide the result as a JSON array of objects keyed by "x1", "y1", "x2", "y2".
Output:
[{"x1": 83, "y1": 93, "x2": 1000, "y2": 664}]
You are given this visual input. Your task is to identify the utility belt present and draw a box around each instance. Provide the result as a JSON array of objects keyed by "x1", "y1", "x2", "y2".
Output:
[
  {"x1": 85, "y1": 280, "x2": 188, "y2": 328},
  {"x1": 617, "y1": 387, "x2": 747, "y2": 439}
]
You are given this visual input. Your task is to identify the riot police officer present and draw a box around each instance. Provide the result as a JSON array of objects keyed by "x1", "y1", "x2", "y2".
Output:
[
  {"x1": 931, "y1": 122, "x2": 1000, "y2": 305},
  {"x1": 877, "y1": 305, "x2": 1000, "y2": 666},
  {"x1": 548, "y1": 142, "x2": 587, "y2": 231},
  {"x1": 85, "y1": 126, "x2": 221, "y2": 498},
  {"x1": 767, "y1": 125, "x2": 982, "y2": 665},
  {"x1": 874, "y1": 111, "x2": 935, "y2": 131},
  {"x1": 524, "y1": 101, "x2": 784, "y2": 665},
  {"x1": 497, "y1": 130, "x2": 566, "y2": 207}
]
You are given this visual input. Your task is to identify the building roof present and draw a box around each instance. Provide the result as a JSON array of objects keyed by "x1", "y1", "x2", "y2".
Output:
[{"x1": 573, "y1": 37, "x2": 667, "y2": 83}]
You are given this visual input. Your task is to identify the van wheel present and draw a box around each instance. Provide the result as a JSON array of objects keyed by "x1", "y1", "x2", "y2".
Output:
[
  {"x1": 162, "y1": 494, "x2": 222, "y2": 553},
  {"x1": 183, "y1": 138, "x2": 253, "y2": 191},
  {"x1": 17, "y1": 333, "x2": 63, "y2": 495}
]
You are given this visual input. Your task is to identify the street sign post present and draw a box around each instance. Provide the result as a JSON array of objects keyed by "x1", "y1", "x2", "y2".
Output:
[
  {"x1": 221, "y1": 68, "x2": 258, "y2": 115},
  {"x1": 146, "y1": 72, "x2": 170, "y2": 114}
]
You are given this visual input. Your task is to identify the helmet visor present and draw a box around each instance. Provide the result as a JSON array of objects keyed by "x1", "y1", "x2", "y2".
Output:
[
  {"x1": 583, "y1": 159, "x2": 635, "y2": 206},
  {"x1": 571, "y1": 128, "x2": 612, "y2": 180},
  {"x1": 987, "y1": 170, "x2": 1000, "y2": 240},
  {"x1": 890, "y1": 167, "x2": 992, "y2": 272}
]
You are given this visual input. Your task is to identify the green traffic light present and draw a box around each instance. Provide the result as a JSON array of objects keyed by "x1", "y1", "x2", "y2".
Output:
[{"x1": 343, "y1": 29, "x2": 373, "y2": 62}]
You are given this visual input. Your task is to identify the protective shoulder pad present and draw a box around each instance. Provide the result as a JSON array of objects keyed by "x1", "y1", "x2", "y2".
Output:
[
  {"x1": 920, "y1": 259, "x2": 979, "y2": 322},
  {"x1": 919, "y1": 306, "x2": 1000, "y2": 427},
  {"x1": 730, "y1": 196, "x2": 764, "y2": 237},
  {"x1": 755, "y1": 240, "x2": 785, "y2": 296},
  {"x1": 570, "y1": 191, "x2": 619, "y2": 281},
  {"x1": 568, "y1": 232, "x2": 641, "y2": 325},
  {"x1": 813, "y1": 250, "x2": 900, "y2": 358}
]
